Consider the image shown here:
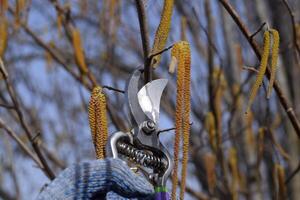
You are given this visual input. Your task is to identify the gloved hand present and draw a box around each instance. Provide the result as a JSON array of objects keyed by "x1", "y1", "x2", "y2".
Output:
[{"x1": 36, "y1": 158, "x2": 154, "y2": 200}]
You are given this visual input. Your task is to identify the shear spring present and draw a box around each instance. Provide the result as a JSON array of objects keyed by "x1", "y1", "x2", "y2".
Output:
[{"x1": 117, "y1": 141, "x2": 167, "y2": 170}]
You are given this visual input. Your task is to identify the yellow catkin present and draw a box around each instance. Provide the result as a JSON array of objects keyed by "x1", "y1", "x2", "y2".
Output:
[
  {"x1": 205, "y1": 112, "x2": 217, "y2": 152},
  {"x1": 109, "y1": 0, "x2": 120, "y2": 44},
  {"x1": 203, "y1": 153, "x2": 216, "y2": 194},
  {"x1": 275, "y1": 164, "x2": 286, "y2": 200},
  {"x1": 267, "y1": 29, "x2": 280, "y2": 98},
  {"x1": 15, "y1": 0, "x2": 25, "y2": 28},
  {"x1": 0, "y1": 17, "x2": 7, "y2": 58},
  {"x1": 246, "y1": 31, "x2": 270, "y2": 114},
  {"x1": 212, "y1": 69, "x2": 226, "y2": 149},
  {"x1": 229, "y1": 148, "x2": 239, "y2": 200},
  {"x1": 238, "y1": 171, "x2": 247, "y2": 193},
  {"x1": 271, "y1": 114, "x2": 281, "y2": 130},
  {"x1": 79, "y1": 0, "x2": 88, "y2": 16},
  {"x1": 45, "y1": 51, "x2": 52, "y2": 71},
  {"x1": 168, "y1": 55, "x2": 177, "y2": 73},
  {"x1": 268, "y1": 130, "x2": 290, "y2": 160},
  {"x1": 257, "y1": 128, "x2": 265, "y2": 167},
  {"x1": 56, "y1": 13, "x2": 63, "y2": 37},
  {"x1": 235, "y1": 44, "x2": 243, "y2": 72},
  {"x1": 72, "y1": 28, "x2": 88, "y2": 74},
  {"x1": 171, "y1": 41, "x2": 191, "y2": 200},
  {"x1": 245, "y1": 111, "x2": 255, "y2": 146},
  {"x1": 151, "y1": 0, "x2": 174, "y2": 68},
  {"x1": 171, "y1": 43, "x2": 185, "y2": 200},
  {"x1": 180, "y1": 42, "x2": 191, "y2": 200},
  {"x1": 109, "y1": 0, "x2": 116, "y2": 19},
  {"x1": 243, "y1": 111, "x2": 256, "y2": 165},
  {"x1": 232, "y1": 84, "x2": 242, "y2": 112},
  {"x1": 296, "y1": 24, "x2": 300, "y2": 46},
  {"x1": 88, "y1": 86, "x2": 108, "y2": 159},
  {"x1": 0, "y1": 0, "x2": 8, "y2": 15},
  {"x1": 45, "y1": 41, "x2": 55, "y2": 71},
  {"x1": 180, "y1": 16, "x2": 187, "y2": 41}
]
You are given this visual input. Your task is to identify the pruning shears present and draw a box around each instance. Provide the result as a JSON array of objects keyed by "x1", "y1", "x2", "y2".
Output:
[{"x1": 107, "y1": 67, "x2": 173, "y2": 199}]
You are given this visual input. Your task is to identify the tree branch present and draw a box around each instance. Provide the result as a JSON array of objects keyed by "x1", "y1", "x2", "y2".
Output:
[
  {"x1": 285, "y1": 160, "x2": 300, "y2": 184},
  {"x1": 148, "y1": 44, "x2": 174, "y2": 60},
  {"x1": 102, "y1": 85, "x2": 125, "y2": 93},
  {"x1": 0, "y1": 118, "x2": 44, "y2": 169},
  {"x1": 218, "y1": 0, "x2": 300, "y2": 138},
  {"x1": 0, "y1": 59, "x2": 55, "y2": 180},
  {"x1": 0, "y1": 186, "x2": 16, "y2": 200},
  {"x1": 281, "y1": 0, "x2": 300, "y2": 58},
  {"x1": 250, "y1": 22, "x2": 266, "y2": 39},
  {"x1": 135, "y1": 0, "x2": 151, "y2": 83}
]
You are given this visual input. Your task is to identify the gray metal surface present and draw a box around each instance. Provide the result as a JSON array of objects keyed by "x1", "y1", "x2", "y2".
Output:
[
  {"x1": 137, "y1": 79, "x2": 168, "y2": 124},
  {"x1": 108, "y1": 67, "x2": 173, "y2": 187}
]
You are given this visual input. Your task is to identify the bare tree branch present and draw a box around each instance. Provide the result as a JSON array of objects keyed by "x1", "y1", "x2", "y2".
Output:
[
  {"x1": 135, "y1": 0, "x2": 151, "y2": 83},
  {"x1": 218, "y1": 0, "x2": 300, "y2": 138},
  {"x1": 281, "y1": 0, "x2": 300, "y2": 59},
  {"x1": 0, "y1": 59, "x2": 55, "y2": 180}
]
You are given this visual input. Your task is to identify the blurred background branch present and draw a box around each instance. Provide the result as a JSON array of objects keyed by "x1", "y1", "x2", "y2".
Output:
[{"x1": 0, "y1": 0, "x2": 300, "y2": 199}]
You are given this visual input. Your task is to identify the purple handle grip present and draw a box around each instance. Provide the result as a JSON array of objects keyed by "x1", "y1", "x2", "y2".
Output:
[{"x1": 154, "y1": 192, "x2": 170, "y2": 200}]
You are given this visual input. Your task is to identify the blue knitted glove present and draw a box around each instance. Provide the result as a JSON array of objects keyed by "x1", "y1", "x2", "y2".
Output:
[{"x1": 36, "y1": 158, "x2": 154, "y2": 200}]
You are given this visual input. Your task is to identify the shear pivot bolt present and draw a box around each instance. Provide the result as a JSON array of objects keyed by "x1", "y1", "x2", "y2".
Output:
[{"x1": 142, "y1": 121, "x2": 156, "y2": 134}]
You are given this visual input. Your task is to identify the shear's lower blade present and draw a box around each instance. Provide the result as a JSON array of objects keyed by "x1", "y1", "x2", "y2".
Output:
[{"x1": 137, "y1": 79, "x2": 168, "y2": 124}]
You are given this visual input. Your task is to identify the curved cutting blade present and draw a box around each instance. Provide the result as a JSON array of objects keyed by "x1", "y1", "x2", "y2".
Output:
[
  {"x1": 137, "y1": 79, "x2": 168, "y2": 124},
  {"x1": 126, "y1": 68, "x2": 148, "y2": 126}
]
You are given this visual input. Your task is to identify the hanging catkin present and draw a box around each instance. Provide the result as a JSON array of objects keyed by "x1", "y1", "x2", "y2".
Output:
[
  {"x1": 257, "y1": 128, "x2": 265, "y2": 167},
  {"x1": 203, "y1": 153, "x2": 216, "y2": 194},
  {"x1": 246, "y1": 31, "x2": 270, "y2": 114},
  {"x1": 275, "y1": 164, "x2": 286, "y2": 200},
  {"x1": 72, "y1": 28, "x2": 88, "y2": 74},
  {"x1": 88, "y1": 86, "x2": 108, "y2": 159},
  {"x1": 180, "y1": 17, "x2": 187, "y2": 41},
  {"x1": 151, "y1": 0, "x2": 174, "y2": 68},
  {"x1": 212, "y1": 69, "x2": 226, "y2": 150},
  {"x1": 0, "y1": 17, "x2": 7, "y2": 58},
  {"x1": 205, "y1": 112, "x2": 217, "y2": 152},
  {"x1": 180, "y1": 42, "x2": 191, "y2": 200},
  {"x1": 15, "y1": 0, "x2": 25, "y2": 28},
  {"x1": 268, "y1": 130, "x2": 290, "y2": 160},
  {"x1": 229, "y1": 148, "x2": 239, "y2": 200},
  {"x1": 267, "y1": 29, "x2": 280, "y2": 98},
  {"x1": 0, "y1": 0, "x2": 8, "y2": 15},
  {"x1": 56, "y1": 13, "x2": 63, "y2": 37},
  {"x1": 171, "y1": 41, "x2": 191, "y2": 200},
  {"x1": 171, "y1": 42, "x2": 184, "y2": 200}
]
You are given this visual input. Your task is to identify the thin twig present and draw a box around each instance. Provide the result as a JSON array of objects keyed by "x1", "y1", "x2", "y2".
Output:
[
  {"x1": 0, "y1": 118, "x2": 43, "y2": 169},
  {"x1": 0, "y1": 103, "x2": 15, "y2": 109},
  {"x1": 102, "y1": 85, "x2": 125, "y2": 93},
  {"x1": 148, "y1": 44, "x2": 174, "y2": 60},
  {"x1": 281, "y1": 0, "x2": 300, "y2": 58},
  {"x1": 218, "y1": 0, "x2": 300, "y2": 138},
  {"x1": 9, "y1": 4, "x2": 127, "y2": 134},
  {"x1": 41, "y1": 143, "x2": 66, "y2": 169},
  {"x1": 242, "y1": 66, "x2": 259, "y2": 73},
  {"x1": 250, "y1": 22, "x2": 267, "y2": 40},
  {"x1": 0, "y1": 58, "x2": 8, "y2": 79},
  {"x1": 49, "y1": 0, "x2": 98, "y2": 88},
  {"x1": 177, "y1": 179, "x2": 208, "y2": 200},
  {"x1": 192, "y1": 7, "x2": 223, "y2": 62},
  {"x1": 31, "y1": 132, "x2": 41, "y2": 143},
  {"x1": 285, "y1": 160, "x2": 300, "y2": 184},
  {"x1": 158, "y1": 127, "x2": 176, "y2": 134},
  {"x1": 0, "y1": 187, "x2": 15, "y2": 200},
  {"x1": 0, "y1": 60, "x2": 55, "y2": 180},
  {"x1": 158, "y1": 122, "x2": 193, "y2": 134},
  {"x1": 135, "y1": 0, "x2": 151, "y2": 83}
]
